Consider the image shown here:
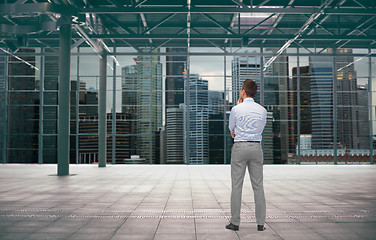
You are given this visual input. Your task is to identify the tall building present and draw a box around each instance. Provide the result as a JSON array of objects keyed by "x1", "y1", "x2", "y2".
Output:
[
  {"x1": 121, "y1": 64, "x2": 138, "y2": 115},
  {"x1": 310, "y1": 49, "x2": 360, "y2": 150},
  {"x1": 268, "y1": 50, "x2": 289, "y2": 163},
  {"x1": 121, "y1": 51, "x2": 162, "y2": 163},
  {"x1": 309, "y1": 56, "x2": 334, "y2": 149},
  {"x1": 334, "y1": 49, "x2": 359, "y2": 149},
  {"x1": 78, "y1": 113, "x2": 135, "y2": 164},
  {"x1": 166, "y1": 48, "x2": 186, "y2": 108},
  {"x1": 263, "y1": 112, "x2": 274, "y2": 164},
  {"x1": 208, "y1": 91, "x2": 225, "y2": 114},
  {"x1": 166, "y1": 104, "x2": 184, "y2": 164},
  {"x1": 292, "y1": 66, "x2": 312, "y2": 135},
  {"x1": 290, "y1": 66, "x2": 312, "y2": 155},
  {"x1": 232, "y1": 56, "x2": 262, "y2": 104},
  {"x1": 185, "y1": 74, "x2": 209, "y2": 164},
  {"x1": 356, "y1": 85, "x2": 370, "y2": 149}
]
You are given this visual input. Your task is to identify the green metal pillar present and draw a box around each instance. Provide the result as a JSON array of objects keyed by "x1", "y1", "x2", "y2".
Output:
[
  {"x1": 57, "y1": 18, "x2": 72, "y2": 176},
  {"x1": 260, "y1": 47, "x2": 265, "y2": 158},
  {"x1": 98, "y1": 44, "x2": 107, "y2": 168},
  {"x1": 76, "y1": 47, "x2": 80, "y2": 164},
  {"x1": 368, "y1": 48, "x2": 373, "y2": 164},
  {"x1": 112, "y1": 47, "x2": 116, "y2": 165},
  {"x1": 333, "y1": 53, "x2": 338, "y2": 165},
  {"x1": 1, "y1": 54, "x2": 7, "y2": 164},
  {"x1": 223, "y1": 50, "x2": 227, "y2": 164},
  {"x1": 38, "y1": 47, "x2": 44, "y2": 164},
  {"x1": 297, "y1": 48, "x2": 301, "y2": 164}
]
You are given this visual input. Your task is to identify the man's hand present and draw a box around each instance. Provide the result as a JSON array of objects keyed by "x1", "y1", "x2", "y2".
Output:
[
  {"x1": 231, "y1": 131, "x2": 235, "y2": 139},
  {"x1": 237, "y1": 98, "x2": 243, "y2": 105}
]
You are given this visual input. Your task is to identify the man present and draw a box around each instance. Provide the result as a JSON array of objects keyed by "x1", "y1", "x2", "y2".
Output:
[{"x1": 226, "y1": 79, "x2": 267, "y2": 232}]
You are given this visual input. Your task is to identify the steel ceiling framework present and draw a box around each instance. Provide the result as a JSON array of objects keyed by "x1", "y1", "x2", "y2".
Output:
[{"x1": 0, "y1": 0, "x2": 376, "y2": 53}]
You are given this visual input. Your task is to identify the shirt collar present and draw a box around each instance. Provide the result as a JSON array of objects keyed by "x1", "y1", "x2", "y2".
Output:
[{"x1": 243, "y1": 98, "x2": 254, "y2": 103}]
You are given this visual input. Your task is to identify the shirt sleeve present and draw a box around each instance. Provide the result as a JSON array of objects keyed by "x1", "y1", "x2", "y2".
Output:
[
  {"x1": 260, "y1": 108, "x2": 267, "y2": 131},
  {"x1": 228, "y1": 107, "x2": 236, "y2": 131}
]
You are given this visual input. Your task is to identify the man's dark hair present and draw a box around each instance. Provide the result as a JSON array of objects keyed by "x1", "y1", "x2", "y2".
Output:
[{"x1": 242, "y1": 79, "x2": 257, "y2": 98}]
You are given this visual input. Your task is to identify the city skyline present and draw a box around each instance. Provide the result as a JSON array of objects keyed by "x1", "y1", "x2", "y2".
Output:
[{"x1": 1, "y1": 47, "x2": 375, "y2": 164}]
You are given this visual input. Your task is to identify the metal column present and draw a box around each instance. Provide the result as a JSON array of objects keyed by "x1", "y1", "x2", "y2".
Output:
[
  {"x1": 368, "y1": 48, "x2": 373, "y2": 164},
  {"x1": 297, "y1": 48, "x2": 301, "y2": 164},
  {"x1": 76, "y1": 47, "x2": 80, "y2": 164},
  {"x1": 38, "y1": 47, "x2": 44, "y2": 164},
  {"x1": 1, "y1": 54, "x2": 7, "y2": 164},
  {"x1": 112, "y1": 47, "x2": 116, "y2": 165},
  {"x1": 184, "y1": 52, "x2": 191, "y2": 165},
  {"x1": 98, "y1": 44, "x2": 107, "y2": 168},
  {"x1": 223, "y1": 51, "x2": 227, "y2": 164},
  {"x1": 57, "y1": 18, "x2": 72, "y2": 176},
  {"x1": 333, "y1": 53, "x2": 338, "y2": 165},
  {"x1": 149, "y1": 55, "x2": 153, "y2": 164},
  {"x1": 260, "y1": 47, "x2": 265, "y2": 155}
]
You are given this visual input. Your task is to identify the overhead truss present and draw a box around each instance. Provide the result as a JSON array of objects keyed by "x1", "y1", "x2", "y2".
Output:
[{"x1": 0, "y1": 0, "x2": 375, "y2": 51}]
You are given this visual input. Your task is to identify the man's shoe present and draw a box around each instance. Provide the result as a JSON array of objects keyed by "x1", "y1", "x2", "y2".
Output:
[
  {"x1": 257, "y1": 225, "x2": 266, "y2": 231},
  {"x1": 226, "y1": 223, "x2": 239, "y2": 231}
]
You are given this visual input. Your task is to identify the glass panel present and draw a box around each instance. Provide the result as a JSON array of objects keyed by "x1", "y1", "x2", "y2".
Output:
[{"x1": 44, "y1": 92, "x2": 58, "y2": 105}]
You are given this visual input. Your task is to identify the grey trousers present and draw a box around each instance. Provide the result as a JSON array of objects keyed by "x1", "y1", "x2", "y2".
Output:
[{"x1": 230, "y1": 142, "x2": 266, "y2": 226}]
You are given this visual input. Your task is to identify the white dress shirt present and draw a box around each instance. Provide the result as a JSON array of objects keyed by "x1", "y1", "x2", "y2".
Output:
[{"x1": 228, "y1": 98, "x2": 267, "y2": 142}]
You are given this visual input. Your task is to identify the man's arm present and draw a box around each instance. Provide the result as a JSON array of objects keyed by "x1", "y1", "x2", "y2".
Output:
[{"x1": 229, "y1": 108, "x2": 235, "y2": 132}]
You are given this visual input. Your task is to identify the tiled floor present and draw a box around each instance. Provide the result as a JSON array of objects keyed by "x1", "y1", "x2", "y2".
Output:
[{"x1": 0, "y1": 164, "x2": 375, "y2": 240}]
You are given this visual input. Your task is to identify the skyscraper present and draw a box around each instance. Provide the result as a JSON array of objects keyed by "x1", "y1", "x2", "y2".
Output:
[
  {"x1": 292, "y1": 66, "x2": 312, "y2": 135},
  {"x1": 166, "y1": 48, "x2": 186, "y2": 108},
  {"x1": 166, "y1": 104, "x2": 184, "y2": 164},
  {"x1": 137, "y1": 53, "x2": 162, "y2": 163},
  {"x1": 309, "y1": 56, "x2": 334, "y2": 149},
  {"x1": 356, "y1": 85, "x2": 370, "y2": 149},
  {"x1": 291, "y1": 66, "x2": 312, "y2": 155},
  {"x1": 310, "y1": 50, "x2": 360, "y2": 150},
  {"x1": 208, "y1": 91, "x2": 225, "y2": 114},
  {"x1": 185, "y1": 74, "x2": 209, "y2": 164},
  {"x1": 232, "y1": 56, "x2": 262, "y2": 104},
  {"x1": 121, "y1": 64, "x2": 138, "y2": 115},
  {"x1": 263, "y1": 112, "x2": 274, "y2": 164},
  {"x1": 121, "y1": 51, "x2": 162, "y2": 163},
  {"x1": 335, "y1": 49, "x2": 359, "y2": 149}
]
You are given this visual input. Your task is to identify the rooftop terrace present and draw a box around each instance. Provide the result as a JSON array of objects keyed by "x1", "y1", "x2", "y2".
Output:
[{"x1": 0, "y1": 164, "x2": 375, "y2": 240}]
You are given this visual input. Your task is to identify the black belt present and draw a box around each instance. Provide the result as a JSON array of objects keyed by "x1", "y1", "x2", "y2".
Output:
[{"x1": 237, "y1": 141, "x2": 260, "y2": 143}]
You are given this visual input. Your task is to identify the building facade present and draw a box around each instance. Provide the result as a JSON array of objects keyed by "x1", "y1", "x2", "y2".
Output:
[{"x1": 184, "y1": 74, "x2": 209, "y2": 164}]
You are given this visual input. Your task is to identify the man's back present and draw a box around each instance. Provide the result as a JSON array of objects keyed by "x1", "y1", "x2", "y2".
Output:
[{"x1": 229, "y1": 98, "x2": 267, "y2": 142}]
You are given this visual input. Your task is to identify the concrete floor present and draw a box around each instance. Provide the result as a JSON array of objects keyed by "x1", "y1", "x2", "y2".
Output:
[{"x1": 0, "y1": 164, "x2": 375, "y2": 240}]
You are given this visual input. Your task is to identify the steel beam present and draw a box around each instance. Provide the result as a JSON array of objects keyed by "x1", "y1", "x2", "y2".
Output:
[
  {"x1": 79, "y1": 7, "x2": 376, "y2": 15},
  {"x1": 141, "y1": 13, "x2": 177, "y2": 35},
  {"x1": 104, "y1": 14, "x2": 136, "y2": 35},
  {"x1": 201, "y1": 13, "x2": 236, "y2": 35},
  {"x1": 57, "y1": 17, "x2": 71, "y2": 176},
  {"x1": 26, "y1": 33, "x2": 376, "y2": 41}
]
